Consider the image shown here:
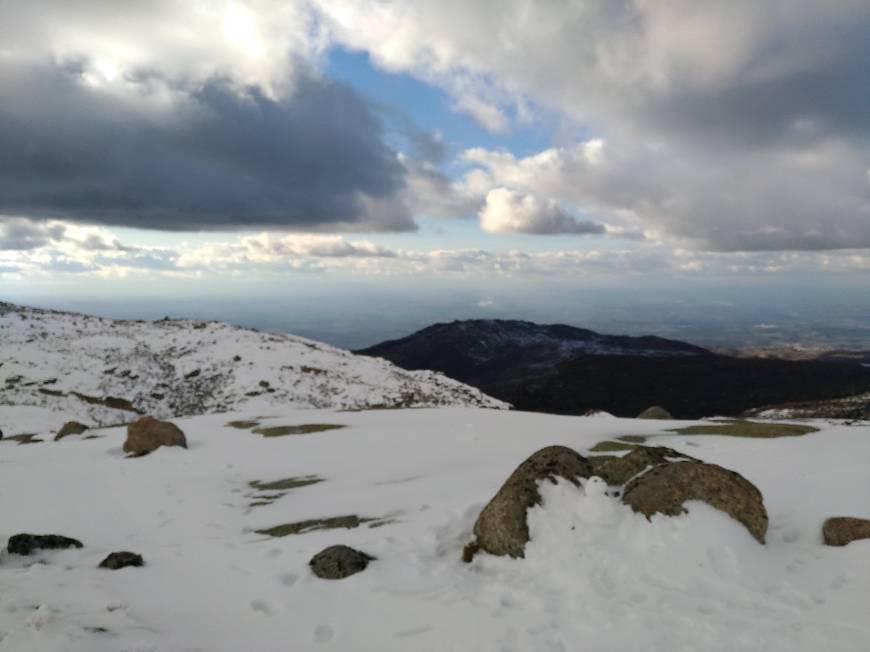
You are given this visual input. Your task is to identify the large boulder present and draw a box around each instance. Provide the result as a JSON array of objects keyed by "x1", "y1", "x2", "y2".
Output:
[
  {"x1": 822, "y1": 517, "x2": 870, "y2": 547},
  {"x1": 8, "y1": 533, "x2": 83, "y2": 555},
  {"x1": 55, "y1": 421, "x2": 89, "y2": 441},
  {"x1": 637, "y1": 406, "x2": 673, "y2": 420},
  {"x1": 309, "y1": 545, "x2": 375, "y2": 579},
  {"x1": 473, "y1": 445, "x2": 593, "y2": 558},
  {"x1": 123, "y1": 416, "x2": 187, "y2": 456},
  {"x1": 594, "y1": 446, "x2": 698, "y2": 486},
  {"x1": 622, "y1": 461, "x2": 768, "y2": 543}
]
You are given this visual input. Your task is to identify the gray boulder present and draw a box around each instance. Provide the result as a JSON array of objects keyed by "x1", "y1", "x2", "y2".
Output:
[
  {"x1": 55, "y1": 421, "x2": 89, "y2": 441},
  {"x1": 123, "y1": 416, "x2": 187, "y2": 456},
  {"x1": 310, "y1": 545, "x2": 375, "y2": 579},
  {"x1": 472, "y1": 445, "x2": 593, "y2": 558},
  {"x1": 594, "y1": 446, "x2": 698, "y2": 485},
  {"x1": 622, "y1": 461, "x2": 768, "y2": 543},
  {"x1": 8, "y1": 533, "x2": 83, "y2": 555},
  {"x1": 822, "y1": 517, "x2": 870, "y2": 547},
  {"x1": 99, "y1": 551, "x2": 145, "y2": 569},
  {"x1": 637, "y1": 406, "x2": 673, "y2": 419}
]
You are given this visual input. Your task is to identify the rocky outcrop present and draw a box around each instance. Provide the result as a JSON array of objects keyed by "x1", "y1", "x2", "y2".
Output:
[
  {"x1": 7, "y1": 533, "x2": 83, "y2": 555},
  {"x1": 54, "y1": 421, "x2": 89, "y2": 441},
  {"x1": 637, "y1": 406, "x2": 673, "y2": 419},
  {"x1": 123, "y1": 416, "x2": 187, "y2": 456},
  {"x1": 99, "y1": 551, "x2": 145, "y2": 569},
  {"x1": 309, "y1": 545, "x2": 375, "y2": 579},
  {"x1": 472, "y1": 446, "x2": 593, "y2": 558},
  {"x1": 822, "y1": 517, "x2": 870, "y2": 547},
  {"x1": 623, "y1": 461, "x2": 768, "y2": 543}
]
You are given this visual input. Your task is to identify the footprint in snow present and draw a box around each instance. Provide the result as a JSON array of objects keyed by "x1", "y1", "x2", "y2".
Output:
[
  {"x1": 395, "y1": 625, "x2": 434, "y2": 638},
  {"x1": 313, "y1": 623, "x2": 335, "y2": 644},
  {"x1": 279, "y1": 572, "x2": 298, "y2": 587}
]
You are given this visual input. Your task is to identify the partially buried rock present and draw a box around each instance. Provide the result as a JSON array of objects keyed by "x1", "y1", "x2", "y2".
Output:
[
  {"x1": 473, "y1": 445, "x2": 593, "y2": 558},
  {"x1": 55, "y1": 421, "x2": 89, "y2": 441},
  {"x1": 623, "y1": 461, "x2": 768, "y2": 543},
  {"x1": 822, "y1": 517, "x2": 870, "y2": 547},
  {"x1": 8, "y1": 533, "x2": 83, "y2": 556},
  {"x1": 99, "y1": 551, "x2": 144, "y2": 569},
  {"x1": 123, "y1": 416, "x2": 187, "y2": 456},
  {"x1": 310, "y1": 545, "x2": 375, "y2": 579},
  {"x1": 594, "y1": 446, "x2": 699, "y2": 486},
  {"x1": 637, "y1": 406, "x2": 673, "y2": 420}
]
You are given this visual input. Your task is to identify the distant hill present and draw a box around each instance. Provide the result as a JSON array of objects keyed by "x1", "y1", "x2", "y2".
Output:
[
  {"x1": 0, "y1": 303, "x2": 506, "y2": 435},
  {"x1": 358, "y1": 319, "x2": 870, "y2": 418}
]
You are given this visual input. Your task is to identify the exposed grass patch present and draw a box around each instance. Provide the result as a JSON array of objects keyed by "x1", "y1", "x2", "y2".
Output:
[
  {"x1": 249, "y1": 476, "x2": 324, "y2": 492},
  {"x1": 226, "y1": 420, "x2": 260, "y2": 429},
  {"x1": 617, "y1": 435, "x2": 648, "y2": 444},
  {"x1": 669, "y1": 419, "x2": 818, "y2": 438},
  {"x1": 589, "y1": 440, "x2": 638, "y2": 453},
  {"x1": 4, "y1": 434, "x2": 44, "y2": 445},
  {"x1": 252, "y1": 424, "x2": 345, "y2": 438},
  {"x1": 256, "y1": 515, "x2": 378, "y2": 537}
]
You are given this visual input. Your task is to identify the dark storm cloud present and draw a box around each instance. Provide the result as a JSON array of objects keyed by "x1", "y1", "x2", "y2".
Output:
[{"x1": 0, "y1": 61, "x2": 414, "y2": 232}]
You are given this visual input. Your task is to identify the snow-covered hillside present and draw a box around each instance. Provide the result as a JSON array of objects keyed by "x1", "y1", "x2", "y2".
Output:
[
  {"x1": 0, "y1": 408, "x2": 868, "y2": 651},
  {"x1": 0, "y1": 303, "x2": 506, "y2": 435}
]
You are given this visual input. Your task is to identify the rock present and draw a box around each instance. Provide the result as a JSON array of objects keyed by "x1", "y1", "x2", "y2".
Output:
[
  {"x1": 54, "y1": 421, "x2": 89, "y2": 441},
  {"x1": 623, "y1": 461, "x2": 768, "y2": 543},
  {"x1": 594, "y1": 446, "x2": 699, "y2": 485},
  {"x1": 309, "y1": 545, "x2": 375, "y2": 579},
  {"x1": 99, "y1": 551, "x2": 145, "y2": 569},
  {"x1": 123, "y1": 416, "x2": 187, "y2": 456},
  {"x1": 822, "y1": 517, "x2": 870, "y2": 546},
  {"x1": 473, "y1": 445, "x2": 593, "y2": 558},
  {"x1": 637, "y1": 406, "x2": 673, "y2": 419},
  {"x1": 8, "y1": 533, "x2": 83, "y2": 555}
]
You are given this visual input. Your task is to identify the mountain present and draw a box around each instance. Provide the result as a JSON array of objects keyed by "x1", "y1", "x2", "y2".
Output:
[
  {"x1": 0, "y1": 303, "x2": 506, "y2": 436},
  {"x1": 358, "y1": 319, "x2": 870, "y2": 418}
]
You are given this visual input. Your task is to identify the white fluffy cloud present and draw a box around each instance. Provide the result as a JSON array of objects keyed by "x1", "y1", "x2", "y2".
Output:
[
  {"x1": 1, "y1": 1, "x2": 323, "y2": 97},
  {"x1": 313, "y1": 0, "x2": 870, "y2": 251},
  {"x1": 479, "y1": 188, "x2": 605, "y2": 236}
]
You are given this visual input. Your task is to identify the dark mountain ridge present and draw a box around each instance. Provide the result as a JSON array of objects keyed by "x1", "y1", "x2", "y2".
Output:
[{"x1": 358, "y1": 319, "x2": 870, "y2": 418}]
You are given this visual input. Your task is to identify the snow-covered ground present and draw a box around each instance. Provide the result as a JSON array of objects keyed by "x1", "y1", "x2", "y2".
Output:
[
  {"x1": 0, "y1": 408, "x2": 868, "y2": 651},
  {"x1": 0, "y1": 303, "x2": 506, "y2": 435}
]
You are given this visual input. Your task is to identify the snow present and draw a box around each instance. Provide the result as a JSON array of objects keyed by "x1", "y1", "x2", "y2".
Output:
[
  {"x1": 0, "y1": 303, "x2": 506, "y2": 436},
  {"x1": 0, "y1": 408, "x2": 868, "y2": 651}
]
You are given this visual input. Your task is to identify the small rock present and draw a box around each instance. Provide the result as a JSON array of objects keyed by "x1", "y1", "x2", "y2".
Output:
[
  {"x1": 99, "y1": 551, "x2": 145, "y2": 569},
  {"x1": 54, "y1": 421, "x2": 89, "y2": 441},
  {"x1": 822, "y1": 517, "x2": 870, "y2": 546},
  {"x1": 8, "y1": 533, "x2": 83, "y2": 556},
  {"x1": 309, "y1": 545, "x2": 375, "y2": 579},
  {"x1": 123, "y1": 416, "x2": 187, "y2": 456},
  {"x1": 473, "y1": 445, "x2": 593, "y2": 558},
  {"x1": 637, "y1": 406, "x2": 673, "y2": 419},
  {"x1": 623, "y1": 461, "x2": 768, "y2": 543}
]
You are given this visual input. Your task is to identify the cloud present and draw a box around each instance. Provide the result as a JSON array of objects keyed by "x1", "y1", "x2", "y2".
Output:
[
  {"x1": 479, "y1": 188, "x2": 605, "y2": 235},
  {"x1": 0, "y1": 218, "x2": 66, "y2": 250},
  {"x1": 0, "y1": 59, "x2": 415, "y2": 232},
  {"x1": 314, "y1": 1, "x2": 870, "y2": 251},
  {"x1": 4, "y1": 218, "x2": 870, "y2": 280}
]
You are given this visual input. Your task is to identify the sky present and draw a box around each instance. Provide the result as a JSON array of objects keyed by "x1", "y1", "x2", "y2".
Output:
[{"x1": 1, "y1": 1, "x2": 869, "y2": 347}]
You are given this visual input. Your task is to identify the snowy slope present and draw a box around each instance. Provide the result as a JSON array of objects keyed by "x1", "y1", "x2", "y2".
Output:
[
  {"x1": 0, "y1": 303, "x2": 506, "y2": 435},
  {"x1": 0, "y1": 408, "x2": 868, "y2": 651}
]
